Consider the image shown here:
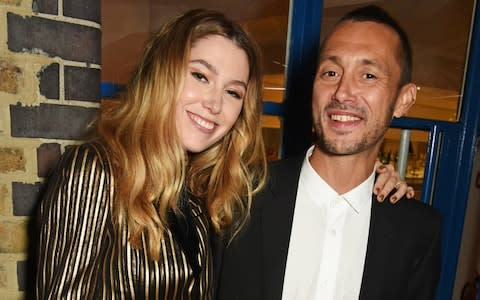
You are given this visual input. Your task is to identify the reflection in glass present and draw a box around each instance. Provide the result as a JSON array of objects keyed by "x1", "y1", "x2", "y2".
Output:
[
  {"x1": 101, "y1": 0, "x2": 290, "y2": 161},
  {"x1": 102, "y1": 0, "x2": 290, "y2": 100},
  {"x1": 380, "y1": 128, "x2": 430, "y2": 200},
  {"x1": 262, "y1": 115, "x2": 282, "y2": 161}
]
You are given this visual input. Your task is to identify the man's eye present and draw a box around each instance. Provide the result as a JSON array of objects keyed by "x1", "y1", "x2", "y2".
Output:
[
  {"x1": 319, "y1": 70, "x2": 338, "y2": 80},
  {"x1": 192, "y1": 72, "x2": 208, "y2": 82},
  {"x1": 324, "y1": 71, "x2": 337, "y2": 77},
  {"x1": 365, "y1": 73, "x2": 377, "y2": 79}
]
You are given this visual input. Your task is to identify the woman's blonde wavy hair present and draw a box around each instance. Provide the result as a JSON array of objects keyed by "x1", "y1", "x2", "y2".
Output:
[{"x1": 96, "y1": 9, "x2": 267, "y2": 260}]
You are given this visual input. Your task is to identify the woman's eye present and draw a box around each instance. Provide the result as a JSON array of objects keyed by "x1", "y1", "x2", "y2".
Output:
[
  {"x1": 364, "y1": 73, "x2": 377, "y2": 79},
  {"x1": 226, "y1": 89, "x2": 242, "y2": 99},
  {"x1": 192, "y1": 72, "x2": 208, "y2": 82}
]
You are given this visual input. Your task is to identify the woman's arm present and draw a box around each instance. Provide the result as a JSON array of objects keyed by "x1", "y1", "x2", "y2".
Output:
[
  {"x1": 36, "y1": 144, "x2": 113, "y2": 299},
  {"x1": 374, "y1": 161, "x2": 415, "y2": 203}
]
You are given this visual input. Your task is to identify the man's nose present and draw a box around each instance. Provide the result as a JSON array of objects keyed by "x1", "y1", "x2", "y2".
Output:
[{"x1": 333, "y1": 75, "x2": 355, "y2": 102}]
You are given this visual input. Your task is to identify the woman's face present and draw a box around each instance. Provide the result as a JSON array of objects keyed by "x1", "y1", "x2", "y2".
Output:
[{"x1": 175, "y1": 35, "x2": 249, "y2": 153}]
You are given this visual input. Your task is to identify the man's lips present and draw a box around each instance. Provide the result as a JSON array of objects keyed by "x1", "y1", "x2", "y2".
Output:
[
  {"x1": 326, "y1": 111, "x2": 364, "y2": 132},
  {"x1": 330, "y1": 114, "x2": 361, "y2": 122},
  {"x1": 325, "y1": 103, "x2": 365, "y2": 123}
]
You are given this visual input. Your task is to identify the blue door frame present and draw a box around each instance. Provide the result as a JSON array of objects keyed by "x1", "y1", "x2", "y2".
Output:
[
  {"x1": 282, "y1": 0, "x2": 480, "y2": 298},
  {"x1": 100, "y1": 1, "x2": 480, "y2": 297}
]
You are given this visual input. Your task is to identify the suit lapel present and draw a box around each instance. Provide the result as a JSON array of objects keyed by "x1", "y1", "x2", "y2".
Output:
[
  {"x1": 359, "y1": 197, "x2": 396, "y2": 299},
  {"x1": 261, "y1": 157, "x2": 304, "y2": 299}
]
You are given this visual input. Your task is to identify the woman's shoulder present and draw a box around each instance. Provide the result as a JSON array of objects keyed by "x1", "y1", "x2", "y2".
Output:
[
  {"x1": 66, "y1": 141, "x2": 109, "y2": 161},
  {"x1": 61, "y1": 142, "x2": 112, "y2": 172},
  {"x1": 41, "y1": 141, "x2": 115, "y2": 217},
  {"x1": 47, "y1": 141, "x2": 115, "y2": 193}
]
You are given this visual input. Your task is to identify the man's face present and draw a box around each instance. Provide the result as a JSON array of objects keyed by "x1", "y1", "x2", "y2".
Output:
[{"x1": 313, "y1": 20, "x2": 412, "y2": 156}]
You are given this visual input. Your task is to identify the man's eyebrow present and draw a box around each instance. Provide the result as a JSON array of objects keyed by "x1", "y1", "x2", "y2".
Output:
[
  {"x1": 319, "y1": 55, "x2": 387, "y2": 72},
  {"x1": 360, "y1": 58, "x2": 380, "y2": 67},
  {"x1": 318, "y1": 55, "x2": 341, "y2": 64},
  {"x1": 360, "y1": 58, "x2": 389, "y2": 73}
]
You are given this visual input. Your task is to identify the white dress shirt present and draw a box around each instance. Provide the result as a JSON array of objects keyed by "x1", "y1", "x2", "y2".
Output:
[{"x1": 282, "y1": 146, "x2": 374, "y2": 300}]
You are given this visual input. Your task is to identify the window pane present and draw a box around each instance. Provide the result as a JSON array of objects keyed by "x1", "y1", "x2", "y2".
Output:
[
  {"x1": 102, "y1": 1, "x2": 289, "y2": 91},
  {"x1": 262, "y1": 115, "x2": 283, "y2": 160},
  {"x1": 321, "y1": 0, "x2": 475, "y2": 122},
  {"x1": 380, "y1": 128, "x2": 430, "y2": 200},
  {"x1": 101, "y1": 0, "x2": 290, "y2": 160}
]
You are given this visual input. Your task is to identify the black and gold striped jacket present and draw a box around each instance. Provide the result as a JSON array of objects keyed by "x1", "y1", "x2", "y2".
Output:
[{"x1": 36, "y1": 143, "x2": 213, "y2": 299}]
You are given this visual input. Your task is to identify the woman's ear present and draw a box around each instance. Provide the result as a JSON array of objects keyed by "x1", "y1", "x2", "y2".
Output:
[{"x1": 393, "y1": 83, "x2": 417, "y2": 118}]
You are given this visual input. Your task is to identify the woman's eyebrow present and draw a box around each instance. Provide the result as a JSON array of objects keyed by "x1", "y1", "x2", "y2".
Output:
[
  {"x1": 191, "y1": 59, "x2": 217, "y2": 74},
  {"x1": 191, "y1": 59, "x2": 247, "y2": 89}
]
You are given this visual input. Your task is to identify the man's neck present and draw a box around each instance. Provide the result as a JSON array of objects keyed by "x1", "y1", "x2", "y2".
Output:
[{"x1": 309, "y1": 146, "x2": 378, "y2": 195}]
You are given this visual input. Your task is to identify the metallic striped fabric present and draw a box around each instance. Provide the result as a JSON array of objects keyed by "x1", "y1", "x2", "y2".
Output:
[{"x1": 36, "y1": 143, "x2": 213, "y2": 299}]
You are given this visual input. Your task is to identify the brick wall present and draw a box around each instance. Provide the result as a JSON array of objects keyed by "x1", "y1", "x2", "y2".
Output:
[{"x1": 0, "y1": 0, "x2": 100, "y2": 298}]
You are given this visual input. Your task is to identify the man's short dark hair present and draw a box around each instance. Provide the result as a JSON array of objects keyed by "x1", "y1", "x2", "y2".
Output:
[{"x1": 339, "y1": 5, "x2": 413, "y2": 86}]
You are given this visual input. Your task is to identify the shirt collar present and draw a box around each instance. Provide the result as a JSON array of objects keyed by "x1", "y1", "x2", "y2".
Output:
[
  {"x1": 301, "y1": 146, "x2": 375, "y2": 214},
  {"x1": 341, "y1": 171, "x2": 375, "y2": 214}
]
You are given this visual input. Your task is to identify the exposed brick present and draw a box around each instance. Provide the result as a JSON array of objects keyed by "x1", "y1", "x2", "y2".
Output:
[
  {"x1": 10, "y1": 103, "x2": 98, "y2": 140},
  {"x1": 37, "y1": 143, "x2": 61, "y2": 177},
  {"x1": 0, "y1": 60, "x2": 21, "y2": 94},
  {"x1": 64, "y1": 0, "x2": 100, "y2": 23},
  {"x1": 0, "y1": 147, "x2": 26, "y2": 173},
  {"x1": 32, "y1": 0, "x2": 58, "y2": 15},
  {"x1": 16, "y1": 261, "x2": 27, "y2": 291},
  {"x1": 0, "y1": 221, "x2": 28, "y2": 253},
  {"x1": 65, "y1": 66, "x2": 100, "y2": 102},
  {"x1": 0, "y1": 0, "x2": 21, "y2": 5},
  {"x1": 0, "y1": 262, "x2": 6, "y2": 288},
  {"x1": 38, "y1": 63, "x2": 59, "y2": 100},
  {"x1": 0, "y1": 184, "x2": 8, "y2": 215},
  {"x1": 12, "y1": 182, "x2": 43, "y2": 216},
  {"x1": 7, "y1": 13, "x2": 101, "y2": 64}
]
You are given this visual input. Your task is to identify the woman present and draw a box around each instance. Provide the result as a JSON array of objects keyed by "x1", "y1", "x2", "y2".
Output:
[{"x1": 36, "y1": 8, "x2": 411, "y2": 299}]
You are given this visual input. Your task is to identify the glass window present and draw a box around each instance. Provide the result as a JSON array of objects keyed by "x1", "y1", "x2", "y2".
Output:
[
  {"x1": 380, "y1": 128, "x2": 430, "y2": 199},
  {"x1": 321, "y1": 0, "x2": 475, "y2": 199},
  {"x1": 321, "y1": 0, "x2": 475, "y2": 122},
  {"x1": 101, "y1": 0, "x2": 290, "y2": 160}
]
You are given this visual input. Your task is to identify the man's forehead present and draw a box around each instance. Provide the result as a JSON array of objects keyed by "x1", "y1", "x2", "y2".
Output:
[
  {"x1": 320, "y1": 21, "x2": 401, "y2": 59},
  {"x1": 325, "y1": 20, "x2": 400, "y2": 45}
]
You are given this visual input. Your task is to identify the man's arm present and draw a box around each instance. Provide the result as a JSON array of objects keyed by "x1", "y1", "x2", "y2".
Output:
[{"x1": 407, "y1": 213, "x2": 442, "y2": 299}]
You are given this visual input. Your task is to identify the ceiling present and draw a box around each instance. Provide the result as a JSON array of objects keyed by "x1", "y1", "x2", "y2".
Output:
[{"x1": 101, "y1": 0, "x2": 475, "y2": 121}]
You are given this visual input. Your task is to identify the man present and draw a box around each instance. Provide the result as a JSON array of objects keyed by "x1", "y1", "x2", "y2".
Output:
[{"x1": 217, "y1": 5, "x2": 441, "y2": 300}]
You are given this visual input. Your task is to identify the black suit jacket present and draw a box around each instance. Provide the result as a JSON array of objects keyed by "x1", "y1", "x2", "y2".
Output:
[{"x1": 217, "y1": 156, "x2": 441, "y2": 300}]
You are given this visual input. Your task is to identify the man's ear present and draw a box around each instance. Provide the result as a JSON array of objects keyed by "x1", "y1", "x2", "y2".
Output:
[{"x1": 393, "y1": 83, "x2": 417, "y2": 118}]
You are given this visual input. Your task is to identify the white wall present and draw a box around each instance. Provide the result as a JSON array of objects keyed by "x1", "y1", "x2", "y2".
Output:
[{"x1": 454, "y1": 138, "x2": 480, "y2": 299}]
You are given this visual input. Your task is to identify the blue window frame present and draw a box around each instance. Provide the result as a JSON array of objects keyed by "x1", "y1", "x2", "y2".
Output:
[
  {"x1": 101, "y1": 2, "x2": 480, "y2": 298},
  {"x1": 281, "y1": 0, "x2": 480, "y2": 299}
]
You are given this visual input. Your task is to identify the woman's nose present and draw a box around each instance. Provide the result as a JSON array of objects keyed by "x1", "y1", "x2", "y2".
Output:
[{"x1": 202, "y1": 89, "x2": 222, "y2": 114}]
